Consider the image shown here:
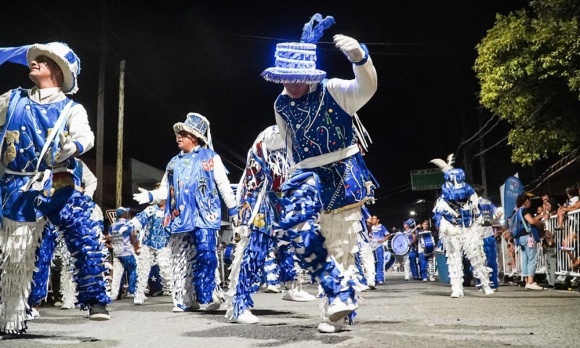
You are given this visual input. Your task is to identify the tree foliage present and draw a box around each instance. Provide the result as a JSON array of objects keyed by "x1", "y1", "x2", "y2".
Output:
[{"x1": 474, "y1": 0, "x2": 580, "y2": 165}]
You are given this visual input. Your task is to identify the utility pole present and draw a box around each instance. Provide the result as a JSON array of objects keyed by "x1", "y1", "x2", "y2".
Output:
[
  {"x1": 95, "y1": 0, "x2": 107, "y2": 207},
  {"x1": 478, "y1": 108, "x2": 488, "y2": 194},
  {"x1": 116, "y1": 60, "x2": 126, "y2": 207}
]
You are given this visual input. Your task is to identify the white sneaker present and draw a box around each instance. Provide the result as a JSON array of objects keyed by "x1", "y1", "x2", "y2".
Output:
[
  {"x1": 53, "y1": 301, "x2": 63, "y2": 307},
  {"x1": 265, "y1": 284, "x2": 281, "y2": 293},
  {"x1": 450, "y1": 289, "x2": 464, "y2": 298},
  {"x1": 172, "y1": 302, "x2": 200, "y2": 312},
  {"x1": 422, "y1": 278, "x2": 428, "y2": 282},
  {"x1": 557, "y1": 275, "x2": 567, "y2": 282},
  {"x1": 234, "y1": 309, "x2": 259, "y2": 324},
  {"x1": 27, "y1": 307, "x2": 40, "y2": 320},
  {"x1": 525, "y1": 282, "x2": 543, "y2": 290},
  {"x1": 134, "y1": 294, "x2": 146, "y2": 305},
  {"x1": 317, "y1": 321, "x2": 342, "y2": 333},
  {"x1": 205, "y1": 302, "x2": 221, "y2": 311},
  {"x1": 482, "y1": 285, "x2": 494, "y2": 296},
  {"x1": 429, "y1": 276, "x2": 436, "y2": 282},
  {"x1": 281, "y1": 289, "x2": 316, "y2": 302},
  {"x1": 327, "y1": 298, "x2": 353, "y2": 322}
]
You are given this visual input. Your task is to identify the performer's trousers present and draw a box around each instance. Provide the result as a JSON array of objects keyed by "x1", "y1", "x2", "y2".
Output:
[
  {"x1": 135, "y1": 246, "x2": 172, "y2": 300},
  {"x1": 169, "y1": 229, "x2": 220, "y2": 308}
]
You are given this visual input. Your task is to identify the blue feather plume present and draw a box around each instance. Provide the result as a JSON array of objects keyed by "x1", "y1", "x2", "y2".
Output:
[{"x1": 300, "y1": 13, "x2": 335, "y2": 44}]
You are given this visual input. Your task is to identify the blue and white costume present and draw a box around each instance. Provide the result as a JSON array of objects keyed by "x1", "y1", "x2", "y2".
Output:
[
  {"x1": 475, "y1": 194, "x2": 500, "y2": 289},
  {"x1": 356, "y1": 207, "x2": 376, "y2": 289},
  {"x1": 371, "y1": 221, "x2": 389, "y2": 284},
  {"x1": 262, "y1": 14, "x2": 378, "y2": 331},
  {"x1": 431, "y1": 155, "x2": 493, "y2": 298},
  {"x1": 108, "y1": 210, "x2": 139, "y2": 300},
  {"x1": 416, "y1": 224, "x2": 436, "y2": 282},
  {"x1": 0, "y1": 43, "x2": 109, "y2": 333},
  {"x1": 402, "y1": 219, "x2": 419, "y2": 281},
  {"x1": 133, "y1": 113, "x2": 237, "y2": 312},
  {"x1": 131, "y1": 203, "x2": 172, "y2": 304}
]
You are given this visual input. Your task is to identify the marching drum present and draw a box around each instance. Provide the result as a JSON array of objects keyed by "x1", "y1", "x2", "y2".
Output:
[
  {"x1": 223, "y1": 244, "x2": 236, "y2": 266},
  {"x1": 385, "y1": 232, "x2": 410, "y2": 255},
  {"x1": 419, "y1": 231, "x2": 435, "y2": 255}
]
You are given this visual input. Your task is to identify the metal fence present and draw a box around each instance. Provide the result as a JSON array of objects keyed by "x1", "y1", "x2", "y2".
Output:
[{"x1": 498, "y1": 209, "x2": 580, "y2": 280}]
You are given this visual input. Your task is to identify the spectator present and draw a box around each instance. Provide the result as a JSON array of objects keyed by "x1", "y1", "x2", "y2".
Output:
[
  {"x1": 511, "y1": 194, "x2": 544, "y2": 290},
  {"x1": 555, "y1": 185, "x2": 580, "y2": 231}
]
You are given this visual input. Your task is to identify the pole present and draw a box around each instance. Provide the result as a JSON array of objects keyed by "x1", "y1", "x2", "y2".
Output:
[
  {"x1": 116, "y1": 60, "x2": 125, "y2": 207},
  {"x1": 478, "y1": 108, "x2": 488, "y2": 193},
  {"x1": 95, "y1": 1, "x2": 107, "y2": 207}
]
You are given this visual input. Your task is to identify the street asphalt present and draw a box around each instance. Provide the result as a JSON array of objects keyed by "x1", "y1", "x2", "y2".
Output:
[{"x1": 1, "y1": 272, "x2": 579, "y2": 348}]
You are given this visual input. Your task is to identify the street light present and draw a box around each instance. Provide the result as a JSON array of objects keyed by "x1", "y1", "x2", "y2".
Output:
[{"x1": 410, "y1": 210, "x2": 416, "y2": 216}]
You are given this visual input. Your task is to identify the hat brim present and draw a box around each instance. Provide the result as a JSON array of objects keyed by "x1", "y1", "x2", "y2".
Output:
[
  {"x1": 173, "y1": 123, "x2": 208, "y2": 145},
  {"x1": 27, "y1": 44, "x2": 76, "y2": 94},
  {"x1": 261, "y1": 68, "x2": 326, "y2": 84}
]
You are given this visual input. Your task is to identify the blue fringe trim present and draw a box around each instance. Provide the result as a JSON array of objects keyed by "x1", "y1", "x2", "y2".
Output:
[
  {"x1": 277, "y1": 243, "x2": 297, "y2": 283},
  {"x1": 231, "y1": 232, "x2": 272, "y2": 319},
  {"x1": 192, "y1": 228, "x2": 218, "y2": 304},
  {"x1": 441, "y1": 184, "x2": 475, "y2": 201},
  {"x1": 355, "y1": 252, "x2": 368, "y2": 286},
  {"x1": 29, "y1": 224, "x2": 59, "y2": 306},
  {"x1": 57, "y1": 192, "x2": 110, "y2": 309}
]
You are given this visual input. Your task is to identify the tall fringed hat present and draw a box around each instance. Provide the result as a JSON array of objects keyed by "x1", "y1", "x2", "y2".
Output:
[
  {"x1": 430, "y1": 153, "x2": 475, "y2": 200},
  {"x1": 404, "y1": 218, "x2": 416, "y2": 228},
  {"x1": 261, "y1": 13, "x2": 335, "y2": 84},
  {"x1": 27, "y1": 42, "x2": 81, "y2": 94},
  {"x1": 173, "y1": 112, "x2": 213, "y2": 149}
]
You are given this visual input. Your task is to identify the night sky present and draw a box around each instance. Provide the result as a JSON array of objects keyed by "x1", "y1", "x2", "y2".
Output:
[{"x1": 2, "y1": 0, "x2": 548, "y2": 226}]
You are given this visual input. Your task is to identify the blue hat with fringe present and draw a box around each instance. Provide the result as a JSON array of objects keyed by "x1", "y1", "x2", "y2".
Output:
[
  {"x1": 404, "y1": 218, "x2": 416, "y2": 228},
  {"x1": 261, "y1": 14, "x2": 335, "y2": 84}
]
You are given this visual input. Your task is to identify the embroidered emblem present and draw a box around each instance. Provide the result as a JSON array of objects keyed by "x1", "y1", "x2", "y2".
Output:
[
  {"x1": 201, "y1": 158, "x2": 214, "y2": 171},
  {"x1": 3, "y1": 130, "x2": 20, "y2": 163}
]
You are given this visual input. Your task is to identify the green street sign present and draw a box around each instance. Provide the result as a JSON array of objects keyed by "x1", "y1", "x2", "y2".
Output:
[{"x1": 410, "y1": 168, "x2": 444, "y2": 191}]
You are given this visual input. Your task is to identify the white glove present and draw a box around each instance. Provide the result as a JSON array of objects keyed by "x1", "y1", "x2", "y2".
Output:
[
  {"x1": 334, "y1": 34, "x2": 366, "y2": 63},
  {"x1": 133, "y1": 187, "x2": 151, "y2": 205},
  {"x1": 55, "y1": 132, "x2": 78, "y2": 163}
]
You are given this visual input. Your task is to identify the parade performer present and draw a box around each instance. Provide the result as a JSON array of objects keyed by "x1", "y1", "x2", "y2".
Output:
[
  {"x1": 225, "y1": 125, "x2": 314, "y2": 324},
  {"x1": 356, "y1": 207, "x2": 377, "y2": 290},
  {"x1": 261, "y1": 13, "x2": 378, "y2": 333},
  {"x1": 370, "y1": 215, "x2": 389, "y2": 284},
  {"x1": 108, "y1": 207, "x2": 140, "y2": 301},
  {"x1": 416, "y1": 220, "x2": 436, "y2": 282},
  {"x1": 0, "y1": 42, "x2": 110, "y2": 334},
  {"x1": 130, "y1": 199, "x2": 173, "y2": 305},
  {"x1": 133, "y1": 113, "x2": 238, "y2": 312},
  {"x1": 431, "y1": 154, "x2": 494, "y2": 298},
  {"x1": 473, "y1": 184, "x2": 500, "y2": 290},
  {"x1": 402, "y1": 219, "x2": 420, "y2": 281}
]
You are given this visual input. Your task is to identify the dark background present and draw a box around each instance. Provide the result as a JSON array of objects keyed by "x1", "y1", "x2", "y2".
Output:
[{"x1": 2, "y1": 0, "x2": 555, "y2": 227}]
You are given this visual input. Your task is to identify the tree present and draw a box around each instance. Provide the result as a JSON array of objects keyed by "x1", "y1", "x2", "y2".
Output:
[{"x1": 474, "y1": 0, "x2": 580, "y2": 166}]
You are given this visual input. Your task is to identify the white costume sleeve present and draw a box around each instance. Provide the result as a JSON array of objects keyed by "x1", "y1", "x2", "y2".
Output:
[
  {"x1": 325, "y1": 58, "x2": 378, "y2": 116},
  {"x1": 212, "y1": 153, "x2": 237, "y2": 210},
  {"x1": 81, "y1": 160, "x2": 98, "y2": 199},
  {"x1": 67, "y1": 103, "x2": 95, "y2": 155}
]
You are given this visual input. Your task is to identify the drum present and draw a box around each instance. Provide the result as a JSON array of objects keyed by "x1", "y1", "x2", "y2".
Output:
[
  {"x1": 385, "y1": 232, "x2": 410, "y2": 255},
  {"x1": 419, "y1": 231, "x2": 435, "y2": 255},
  {"x1": 223, "y1": 244, "x2": 236, "y2": 265},
  {"x1": 384, "y1": 251, "x2": 396, "y2": 271}
]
